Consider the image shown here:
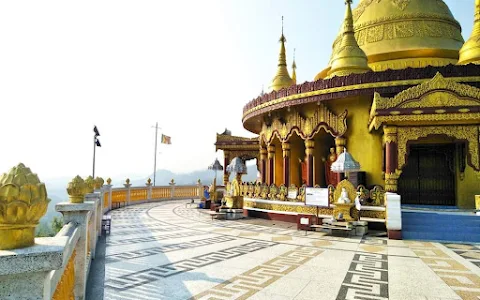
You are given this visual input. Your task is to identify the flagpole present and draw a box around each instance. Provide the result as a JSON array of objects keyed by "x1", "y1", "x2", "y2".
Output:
[
  {"x1": 93, "y1": 134, "x2": 96, "y2": 178},
  {"x1": 153, "y1": 122, "x2": 158, "y2": 187}
]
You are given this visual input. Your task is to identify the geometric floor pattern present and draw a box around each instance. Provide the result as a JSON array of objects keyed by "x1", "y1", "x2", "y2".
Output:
[{"x1": 103, "y1": 200, "x2": 480, "y2": 300}]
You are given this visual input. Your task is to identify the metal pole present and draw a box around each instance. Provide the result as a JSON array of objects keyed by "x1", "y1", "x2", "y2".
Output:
[
  {"x1": 93, "y1": 136, "x2": 96, "y2": 178},
  {"x1": 153, "y1": 122, "x2": 158, "y2": 187}
]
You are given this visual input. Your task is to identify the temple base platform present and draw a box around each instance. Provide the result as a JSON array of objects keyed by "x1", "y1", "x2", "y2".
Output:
[{"x1": 219, "y1": 208, "x2": 245, "y2": 220}]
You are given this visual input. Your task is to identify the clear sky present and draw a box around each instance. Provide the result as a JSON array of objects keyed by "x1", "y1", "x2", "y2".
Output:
[{"x1": 0, "y1": 0, "x2": 475, "y2": 181}]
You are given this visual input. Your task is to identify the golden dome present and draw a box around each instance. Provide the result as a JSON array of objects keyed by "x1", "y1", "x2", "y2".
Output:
[
  {"x1": 327, "y1": 0, "x2": 371, "y2": 78},
  {"x1": 458, "y1": 0, "x2": 480, "y2": 65},
  {"x1": 317, "y1": 0, "x2": 464, "y2": 78}
]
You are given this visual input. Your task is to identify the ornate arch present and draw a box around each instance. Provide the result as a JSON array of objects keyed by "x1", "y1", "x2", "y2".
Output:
[
  {"x1": 260, "y1": 103, "x2": 347, "y2": 145},
  {"x1": 397, "y1": 126, "x2": 480, "y2": 171}
]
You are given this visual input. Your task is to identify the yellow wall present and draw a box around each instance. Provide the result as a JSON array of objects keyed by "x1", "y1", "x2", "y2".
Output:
[
  {"x1": 327, "y1": 96, "x2": 384, "y2": 186},
  {"x1": 290, "y1": 137, "x2": 304, "y2": 187}
]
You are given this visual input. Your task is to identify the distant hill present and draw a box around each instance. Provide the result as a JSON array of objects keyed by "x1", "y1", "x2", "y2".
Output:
[{"x1": 133, "y1": 164, "x2": 259, "y2": 187}]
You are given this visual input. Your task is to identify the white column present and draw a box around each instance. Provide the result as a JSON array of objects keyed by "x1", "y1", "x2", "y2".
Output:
[
  {"x1": 124, "y1": 184, "x2": 132, "y2": 206},
  {"x1": 385, "y1": 192, "x2": 402, "y2": 240},
  {"x1": 56, "y1": 202, "x2": 95, "y2": 299},
  {"x1": 146, "y1": 183, "x2": 152, "y2": 201}
]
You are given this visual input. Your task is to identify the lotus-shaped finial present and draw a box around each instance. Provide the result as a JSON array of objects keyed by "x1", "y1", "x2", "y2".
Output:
[
  {"x1": 147, "y1": 178, "x2": 152, "y2": 185},
  {"x1": 67, "y1": 176, "x2": 88, "y2": 204},
  {"x1": 94, "y1": 177, "x2": 104, "y2": 190},
  {"x1": 0, "y1": 163, "x2": 50, "y2": 250},
  {"x1": 106, "y1": 178, "x2": 112, "y2": 185},
  {"x1": 125, "y1": 178, "x2": 130, "y2": 185},
  {"x1": 84, "y1": 176, "x2": 95, "y2": 193}
]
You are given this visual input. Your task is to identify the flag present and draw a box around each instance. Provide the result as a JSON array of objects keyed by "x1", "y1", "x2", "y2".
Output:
[
  {"x1": 161, "y1": 134, "x2": 171, "y2": 144},
  {"x1": 94, "y1": 126, "x2": 100, "y2": 137}
]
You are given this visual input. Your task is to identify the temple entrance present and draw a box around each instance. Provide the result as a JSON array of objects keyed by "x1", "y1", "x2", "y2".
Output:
[{"x1": 398, "y1": 144, "x2": 456, "y2": 206}]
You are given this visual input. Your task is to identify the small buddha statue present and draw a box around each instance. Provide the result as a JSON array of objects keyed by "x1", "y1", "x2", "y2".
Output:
[
  {"x1": 337, "y1": 187, "x2": 350, "y2": 204},
  {"x1": 231, "y1": 173, "x2": 242, "y2": 197},
  {"x1": 323, "y1": 147, "x2": 339, "y2": 187}
]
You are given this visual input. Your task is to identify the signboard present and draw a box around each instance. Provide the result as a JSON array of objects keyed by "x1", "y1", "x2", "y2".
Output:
[
  {"x1": 287, "y1": 190, "x2": 298, "y2": 200},
  {"x1": 305, "y1": 188, "x2": 329, "y2": 207},
  {"x1": 300, "y1": 217, "x2": 310, "y2": 225}
]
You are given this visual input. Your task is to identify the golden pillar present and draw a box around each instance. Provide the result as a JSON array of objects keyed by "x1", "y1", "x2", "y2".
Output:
[
  {"x1": 282, "y1": 142, "x2": 291, "y2": 186},
  {"x1": 223, "y1": 150, "x2": 230, "y2": 185},
  {"x1": 267, "y1": 145, "x2": 276, "y2": 185},
  {"x1": 384, "y1": 126, "x2": 402, "y2": 192},
  {"x1": 260, "y1": 146, "x2": 267, "y2": 184},
  {"x1": 305, "y1": 139, "x2": 314, "y2": 187}
]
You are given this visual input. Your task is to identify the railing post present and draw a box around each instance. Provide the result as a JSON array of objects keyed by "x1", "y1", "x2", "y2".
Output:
[
  {"x1": 56, "y1": 201, "x2": 95, "y2": 300},
  {"x1": 124, "y1": 179, "x2": 132, "y2": 206},
  {"x1": 85, "y1": 192, "x2": 101, "y2": 256},
  {"x1": 169, "y1": 179, "x2": 176, "y2": 198},
  {"x1": 146, "y1": 178, "x2": 152, "y2": 202},
  {"x1": 197, "y1": 179, "x2": 203, "y2": 199},
  {"x1": 105, "y1": 178, "x2": 113, "y2": 211}
]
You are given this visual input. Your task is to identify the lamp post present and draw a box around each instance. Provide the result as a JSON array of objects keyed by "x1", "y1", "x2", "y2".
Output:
[{"x1": 93, "y1": 126, "x2": 101, "y2": 178}]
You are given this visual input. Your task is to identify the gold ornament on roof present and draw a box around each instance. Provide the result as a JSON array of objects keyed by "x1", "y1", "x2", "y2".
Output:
[
  {"x1": 67, "y1": 176, "x2": 88, "y2": 204},
  {"x1": 327, "y1": 0, "x2": 371, "y2": 78},
  {"x1": 94, "y1": 177, "x2": 104, "y2": 190},
  {"x1": 270, "y1": 16, "x2": 294, "y2": 91},
  {"x1": 0, "y1": 164, "x2": 50, "y2": 250},
  {"x1": 106, "y1": 178, "x2": 112, "y2": 185},
  {"x1": 84, "y1": 176, "x2": 95, "y2": 193},
  {"x1": 458, "y1": 0, "x2": 480, "y2": 65}
]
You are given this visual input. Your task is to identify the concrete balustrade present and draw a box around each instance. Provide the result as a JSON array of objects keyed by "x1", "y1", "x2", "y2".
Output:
[{"x1": 0, "y1": 177, "x2": 201, "y2": 300}]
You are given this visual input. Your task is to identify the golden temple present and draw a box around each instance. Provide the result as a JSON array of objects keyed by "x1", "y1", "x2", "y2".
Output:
[{"x1": 216, "y1": 0, "x2": 480, "y2": 232}]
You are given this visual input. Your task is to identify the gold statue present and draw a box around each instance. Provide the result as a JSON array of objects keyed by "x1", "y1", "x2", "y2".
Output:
[{"x1": 231, "y1": 173, "x2": 242, "y2": 196}]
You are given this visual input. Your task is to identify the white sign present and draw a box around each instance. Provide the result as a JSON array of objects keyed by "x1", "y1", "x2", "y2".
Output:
[
  {"x1": 300, "y1": 217, "x2": 310, "y2": 225},
  {"x1": 287, "y1": 190, "x2": 298, "y2": 200},
  {"x1": 305, "y1": 188, "x2": 329, "y2": 207}
]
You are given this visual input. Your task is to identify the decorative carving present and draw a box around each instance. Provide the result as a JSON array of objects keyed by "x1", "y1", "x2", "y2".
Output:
[
  {"x1": 254, "y1": 182, "x2": 261, "y2": 198},
  {"x1": 244, "y1": 64, "x2": 480, "y2": 121},
  {"x1": 328, "y1": 185, "x2": 336, "y2": 204},
  {"x1": 333, "y1": 180, "x2": 357, "y2": 204},
  {"x1": 385, "y1": 170, "x2": 403, "y2": 192},
  {"x1": 260, "y1": 103, "x2": 347, "y2": 144},
  {"x1": 287, "y1": 184, "x2": 298, "y2": 201},
  {"x1": 268, "y1": 184, "x2": 279, "y2": 200},
  {"x1": 383, "y1": 126, "x2": 398, "y2": 144},
  {"x1": 94, "y1": 177, "x2": 104, "y2": 190},
  {"x1": 297, "y1": 185, "x2": 307, "y2": 202},
  {"x1": 373, "y1": 73, "x2": 480, "y2": 110},
  {"x1": 84, "y1": 176, "x2": 95, "y2": 193},
  {"x1": 260, "y1": 183, "x2": 269, "y2": 199},
  {"x1": 397, "y1": 126, "x2": 479, "y2": 171},
  {"x1": 278, "y1": 185, "x2": 287, "y2": 201},
  {"x1": 67, "y1": 176, "x2": 88, "y2": 204},
  {"x1": 0, "y1": 164, "x2": 50, "y2": 250},
  {"x1": 369, "y1": 186, "x2": 386, "y2": 206}
]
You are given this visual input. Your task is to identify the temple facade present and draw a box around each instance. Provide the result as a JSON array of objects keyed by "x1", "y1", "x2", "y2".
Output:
[{"x1": 218, "y1": 0, "x2": 480, "y2": 212}]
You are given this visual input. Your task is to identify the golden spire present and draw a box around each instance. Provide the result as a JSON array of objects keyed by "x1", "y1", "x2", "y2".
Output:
[
  {"x1": 270, "y1": 16, "x2": 294, "y2": 91},
  {"x1": 327, "y1": 0, "x2": 371, "y2": 78},
  {"x1": 458, "y1": 0, "x2": 480, "y2": 65},
  {"x1": 292, "y1": 48, "x2": 297, "y2": 85}
]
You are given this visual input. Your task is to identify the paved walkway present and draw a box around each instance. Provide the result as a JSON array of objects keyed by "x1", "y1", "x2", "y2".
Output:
[{"x1": 103, "y1": 200, "x2": 480, "y2": 300}]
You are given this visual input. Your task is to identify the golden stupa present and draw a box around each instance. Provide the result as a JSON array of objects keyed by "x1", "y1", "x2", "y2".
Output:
[{"x1": 317, "y1": 0, "x2": 464, "y2": 79}]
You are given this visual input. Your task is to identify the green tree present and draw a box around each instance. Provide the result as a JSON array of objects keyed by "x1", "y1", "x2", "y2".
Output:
[{"x1": 51, "y1": 216, "x2": 64, "y2": 235}]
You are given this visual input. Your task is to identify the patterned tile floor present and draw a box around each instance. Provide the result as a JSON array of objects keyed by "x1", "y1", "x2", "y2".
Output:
[{"x1": 103, "y1": 201, "x2": 480, "y2": 300}]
